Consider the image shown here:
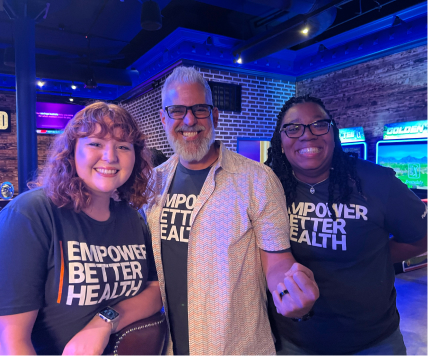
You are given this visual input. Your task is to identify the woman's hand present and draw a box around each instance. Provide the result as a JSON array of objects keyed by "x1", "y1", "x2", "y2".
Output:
[
  {"x1": 63, "y1": 281, "x2": 162, "y2": 355},
  {"x1": 62, "y1": 316, "x2": 111, "y2": 355}
]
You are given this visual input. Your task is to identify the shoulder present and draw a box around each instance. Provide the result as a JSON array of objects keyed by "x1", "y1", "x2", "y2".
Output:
[
  {"x1": 154, "y1": 155, "x2": 177, "y2": 173},
  {"x1": 220, "y1": 147, "x2": 285, "y2": 197},
  {"x1": 0, "y1": 188, "x2": 58, "y2": 238},
  {"x1": 221, "y1": 146, "x2": 277, "y2": 179},
  {"x1": 355, "y1": 159, "x2": 396, "y2": 181},
  {"x1": 3, "y1": 188, "x2": 53, "y2": 217},
  {"x1": 151, "y1": 155, "x2": 178, "y2": 183}
]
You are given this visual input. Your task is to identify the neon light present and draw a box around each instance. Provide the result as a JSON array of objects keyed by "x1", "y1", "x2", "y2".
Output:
[
  {"x1": 339, "y1": 127, "x2": 365, "y2": 143},
  {"x1": 383, "y1": 120, "x2": 428, "y2": 140}
]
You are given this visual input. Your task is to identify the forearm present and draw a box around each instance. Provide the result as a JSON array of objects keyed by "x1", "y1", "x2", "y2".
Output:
[
  {"x1": 389, "y1": 235, "x2": 427, "y2": 263},
  {"x1": 262, "y1": 251, "x2": 296, "y2": 293},
  {"x1": 0, "y1": 336, "x2": 36, "y2": 355},
  {"x1": 62, "y1": 281, "x2": 162, "y2": 355},
  {"x1": 113, "y1": 281, "x2": 162, "y2": 331},
  {"x1": 0, "y1": 311, "x2": 38, "y2": 355}
]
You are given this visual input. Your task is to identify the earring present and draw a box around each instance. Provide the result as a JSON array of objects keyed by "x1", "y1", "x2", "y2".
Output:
[{"x1": 281, "y1": 147, "x2": 284, "y2": 154}]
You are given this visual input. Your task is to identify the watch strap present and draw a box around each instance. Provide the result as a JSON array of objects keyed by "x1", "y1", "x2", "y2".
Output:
[{"x1": 290, "y1": 310, "x2": 314, "y2": 322}]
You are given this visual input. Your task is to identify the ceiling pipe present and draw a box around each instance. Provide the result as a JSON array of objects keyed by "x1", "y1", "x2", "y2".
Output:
[
  {"x1": 247, "y1": 0, "x2": 320, "y2": 13},
  {"x1": 233, "y1": 0, "x2": 345, "y2": 63}
]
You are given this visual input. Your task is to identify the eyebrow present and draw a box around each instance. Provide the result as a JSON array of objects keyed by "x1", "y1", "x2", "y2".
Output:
[{"x1": 284, "y1": 115, "x2": 327, "y2": 124}]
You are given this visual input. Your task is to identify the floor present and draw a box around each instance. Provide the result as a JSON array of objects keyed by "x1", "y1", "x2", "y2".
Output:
[{"x1": 395, "y1": 267, "x2": 427, "y2": 355}]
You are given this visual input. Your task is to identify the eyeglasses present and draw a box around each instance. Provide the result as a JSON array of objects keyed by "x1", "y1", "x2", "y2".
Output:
[
  {"x1": 279, "y1": 119, "x2": 333, "y2": 138},
  {"x1": 164, "y1": 104, "x2": 213, "y2": 120}
]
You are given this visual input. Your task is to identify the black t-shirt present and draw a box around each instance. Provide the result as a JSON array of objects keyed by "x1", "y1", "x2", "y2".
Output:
[
  {"x1": 0, "y1": 188, "x2": 157, "y2": 355},
  {"x1": 161, "y1": 162, "x2": 211, "y2": 355},
  {"x1": 268, "y1": 159, "x2": 427, "y2": 355}
]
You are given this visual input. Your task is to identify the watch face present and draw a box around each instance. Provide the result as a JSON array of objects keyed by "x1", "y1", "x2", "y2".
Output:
[{"x1": 99, "y1": 307, "x2": 119, "y2": 320}]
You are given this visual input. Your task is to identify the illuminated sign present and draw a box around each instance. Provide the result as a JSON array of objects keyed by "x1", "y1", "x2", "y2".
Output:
[
  {"x1": 36, "y1": 129, "x2": 64, "y2": 135},
  {"x1": 0, "y1": 110, "x2": 11, "y2": 133},
  {"x1": 383, "y1": 120, "x2": 428, "y2": 140},
  {"x1": 339, "y1": 127, "x2": 365, "y2": 143}
]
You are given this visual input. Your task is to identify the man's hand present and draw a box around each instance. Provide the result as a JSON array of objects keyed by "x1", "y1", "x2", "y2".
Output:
[
  {"x1": 271, "y1": 263, "x2": 319, "y2": 318},
  {"x1": 62, "y1": 316, "x2": 111, "y2": 355}
]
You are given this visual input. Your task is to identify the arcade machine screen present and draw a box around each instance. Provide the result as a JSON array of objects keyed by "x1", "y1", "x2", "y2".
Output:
[
  {"x1": 342, "y1": 144, "x2": 367, "y2": 160},
  {"x1": 237, "y1": 137, "x2": 271, "y2": 164},
  {"x1": 339, "y1": 127, "x2": 367, "y2": 160},
  {"x1": 377, "y1": 121, "x2": 428, "y2": 273},
  {"x1": 376, "y1": 139, "x2": 427, "y2": 191}
]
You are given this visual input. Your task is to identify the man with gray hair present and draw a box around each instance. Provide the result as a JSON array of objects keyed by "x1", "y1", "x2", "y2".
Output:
[{"x1": 145, "y1": 66, "x2": 319, "y2": 355}]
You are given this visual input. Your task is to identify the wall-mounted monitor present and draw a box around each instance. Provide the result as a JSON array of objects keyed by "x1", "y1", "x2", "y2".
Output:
[
  {"x1": 36, "y1": 102, "x2": 84, "y2": 134},
  {"x1": 236, "y1": 137, "x2": 271, "y2": 164},
  {"x1": 376, "y1": 139, "x2": 427, "y2": 190}
]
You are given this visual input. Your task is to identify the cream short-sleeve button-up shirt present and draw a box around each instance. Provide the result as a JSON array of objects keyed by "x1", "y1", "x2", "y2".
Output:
[{"x1": 145, "y1": 141, "x2": 290, "y2": 355}]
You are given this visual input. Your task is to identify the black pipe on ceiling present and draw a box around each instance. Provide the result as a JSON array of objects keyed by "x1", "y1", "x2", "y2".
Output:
[{"x1": 233, "y1": 0, "x2": 345, "y2": 63}]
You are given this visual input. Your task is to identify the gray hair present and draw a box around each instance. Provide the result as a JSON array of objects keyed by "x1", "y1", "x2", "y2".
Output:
[{"x1": 161, "y1": 66, "x2": 213, "y2": 107}]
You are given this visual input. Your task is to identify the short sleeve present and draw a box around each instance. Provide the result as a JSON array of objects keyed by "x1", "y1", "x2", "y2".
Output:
[
  {"x1": 0, "y1": 206, "x2": 49, "y2": 316},
  {"x1": 139, "y1": 214, "x2": 158, "y2": 282},
  {"x1": 384, "y1": 173, "x2": 427, "y2": 243},
  {"x1": 250, "y1": 167, "x2": 291, "y2": 252}
]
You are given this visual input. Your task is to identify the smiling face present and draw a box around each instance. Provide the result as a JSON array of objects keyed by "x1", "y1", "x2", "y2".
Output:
[
  {"x1": 74, "y1": 122, "x2": 136, "y2": 198},
  {"x1": 280, "y1": 102, "x2": 335, "y2": 183},
  {"x1": 160, "y1": 82, "x2": 218, "y2": 163}
]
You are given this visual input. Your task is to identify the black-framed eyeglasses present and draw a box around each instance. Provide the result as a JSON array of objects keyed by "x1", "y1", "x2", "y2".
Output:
[
  {"x1": 164, "y1": 104, "x2": 213, "y2": 120},
  {"x1": 279, "y1": 119, "x2": 333, "y2": 138}
]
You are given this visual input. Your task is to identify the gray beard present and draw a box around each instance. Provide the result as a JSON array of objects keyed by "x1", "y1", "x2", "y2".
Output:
[{"x1": 167, "y1": 125, "x2": 216, "y2": 163}]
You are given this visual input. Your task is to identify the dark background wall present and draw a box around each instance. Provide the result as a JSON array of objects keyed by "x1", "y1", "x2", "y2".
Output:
[
  {"x1": 122, "y1": 66, "x2": 295, "y2": 156},
  {"x1": 296, "y1": 45, "x2": 427, "y2": 162},
  {"x1": 0, "y1": 93, "x2": 55, "y2": 193}
]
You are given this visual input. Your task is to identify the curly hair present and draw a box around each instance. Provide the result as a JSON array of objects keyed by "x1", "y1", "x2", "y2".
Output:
[
  {"x1": 34, "y1": 102, "x2": 152, "y2": 211},
  {"x1": 265, "y1": 94, "x2": 363, "y2": 220}
]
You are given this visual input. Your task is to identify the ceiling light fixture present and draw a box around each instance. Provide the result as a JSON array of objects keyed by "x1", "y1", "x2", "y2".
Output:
[
  {"x1": 234, "y1": 55, "x2": 242, "y2": 64},
  {"x1": 69, "y1": 98, "x2": 74, "y2": 102},
  {"x1": 301, "y1": 27, "x2": 309, "y2": 35},
  {"x1": 71, "y1": 83, "x2": 77, "y2": 90},
  {"x1": 37, "y1": 80, "x2": 45, "y2": 87},
  {"x1": 141, "y1": 0, "x2": 162, "y2": 31}
]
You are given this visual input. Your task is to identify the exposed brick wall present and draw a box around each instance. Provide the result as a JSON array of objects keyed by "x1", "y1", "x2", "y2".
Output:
[
  {"x1": 0, "y1": 93, "x2": 56, "y2": 194},
  {"x1": 296, "y1": 45, "x2": 427, "y2": 162},
  {"x1": 2, "y1": 46, "x2": 425, "y2": 192},
  {"x1": 121, "y1": 74, "x2": 171, "y2": 155},
  {"x1": 121, "y1": 66, "x2": 295, "y2": 156}
]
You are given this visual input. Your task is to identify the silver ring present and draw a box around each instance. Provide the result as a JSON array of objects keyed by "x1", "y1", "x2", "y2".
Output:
[{"x1": 279, "y1": 290, "x2": 289, "y2": 298}]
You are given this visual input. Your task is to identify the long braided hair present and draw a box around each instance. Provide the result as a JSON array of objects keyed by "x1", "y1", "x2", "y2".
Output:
[{"x1": 265, "y1": 94, "x2": 363, "y2": 220}]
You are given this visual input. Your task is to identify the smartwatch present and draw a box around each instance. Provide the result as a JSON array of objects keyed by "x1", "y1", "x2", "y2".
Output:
[{"x1": 98, "y1": 306, "x2": 120, "y2": 333}]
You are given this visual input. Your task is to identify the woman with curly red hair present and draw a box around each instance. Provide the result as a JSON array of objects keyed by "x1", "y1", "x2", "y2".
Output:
[{"x1": 0, "y1": 102, "x2": 162, "y2": 355}]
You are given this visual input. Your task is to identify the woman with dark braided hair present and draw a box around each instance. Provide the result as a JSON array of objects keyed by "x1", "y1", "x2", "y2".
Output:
[{"x1": 266, "y1": 95, "x2": 427, "y2": 355}]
